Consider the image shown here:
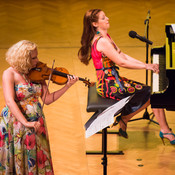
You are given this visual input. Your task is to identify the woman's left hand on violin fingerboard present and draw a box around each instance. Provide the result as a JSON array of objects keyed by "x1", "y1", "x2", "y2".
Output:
[{"x1": 66, "y1": 75, "x2": 79, "y2": 87}]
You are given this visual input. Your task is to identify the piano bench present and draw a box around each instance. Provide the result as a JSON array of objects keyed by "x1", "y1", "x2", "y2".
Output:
[{"x1": 85, "y1": 85, "x2": 124, "y2": 155}]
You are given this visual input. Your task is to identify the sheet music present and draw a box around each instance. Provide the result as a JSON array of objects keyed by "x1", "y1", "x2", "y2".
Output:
[
  {"x1": 85, "y1": 95, "x2": 132, "y2": 138},
  {"x1": 171, "y1": 24, "x2": 175, "y2": 33}
]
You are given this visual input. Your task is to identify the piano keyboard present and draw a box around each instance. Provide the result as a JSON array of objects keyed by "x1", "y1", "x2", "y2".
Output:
[
  {"x1": 151, "y1": 46, "x2": 168, "y2": 93},
  {"x1": 152, "y1": 54, "x2": 159, "y2": 92},
  {"x1": 150, "y1": 24, "x2": 175, "y2": 110}
]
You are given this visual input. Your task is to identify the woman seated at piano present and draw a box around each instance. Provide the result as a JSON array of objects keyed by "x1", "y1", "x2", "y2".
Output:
[{"x1": 78, "y1": 9, "x2": 175, "y2": 145}]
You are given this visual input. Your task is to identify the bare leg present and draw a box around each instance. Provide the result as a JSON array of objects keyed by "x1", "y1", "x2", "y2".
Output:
[
  {"x1": 118, "y1": 99, "x2": 150, "y2": 131},
  {"x1": 118, "y1": 99, "x2": 175, "y2": 141},
  {"x1": 152, "y1": 108, "x2": 175, "y2": 141},
  {"x1": 152, "y1": 108, "x2": 169, "y2": 131}
]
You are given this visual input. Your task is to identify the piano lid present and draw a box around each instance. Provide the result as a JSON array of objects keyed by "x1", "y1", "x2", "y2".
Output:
[{"x1": 165, "y1": 24, "x2": 175, "y2": 70}]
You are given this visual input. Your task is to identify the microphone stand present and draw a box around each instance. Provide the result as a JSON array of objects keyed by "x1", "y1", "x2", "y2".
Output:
[
  {"x1": 129, "y1": 10, "x2": 159, "y2": 125},
  {"x1": 144, "y1": 10, "x2": 150, "y2": 88}
]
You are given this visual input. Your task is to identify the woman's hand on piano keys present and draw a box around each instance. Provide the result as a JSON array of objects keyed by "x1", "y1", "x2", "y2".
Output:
[{"x1": 145, "y1": 63, "x2": 159, "y2": 74}]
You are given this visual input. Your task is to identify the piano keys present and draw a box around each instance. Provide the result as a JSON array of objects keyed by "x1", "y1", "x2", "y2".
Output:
[
  {"x1": 151, "y1": 46, "x2": 168, "y2": 93},
  {"x1": 150, "y1": 24, "x2": 175, "y2": 111}
]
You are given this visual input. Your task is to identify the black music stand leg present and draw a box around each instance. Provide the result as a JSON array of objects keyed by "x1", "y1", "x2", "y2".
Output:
[
  {"x1": 128, "y1": 109, "x2": 159, "y2": 125},
  {"x1": 101, "y1": 127, "x2": 107, "y2": 175},
  {"x1": 147, "y1": 112, "x2": 159, "y2": 125}
]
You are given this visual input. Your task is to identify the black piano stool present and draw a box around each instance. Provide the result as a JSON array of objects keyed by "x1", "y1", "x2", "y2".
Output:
[{"x1": 85, "y1": 85, "x2": 124, "y2": 175}]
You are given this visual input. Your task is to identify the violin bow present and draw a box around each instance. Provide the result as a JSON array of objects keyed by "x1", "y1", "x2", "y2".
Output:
[{"x1": 41, "y1": 60, "x2": 55, "y2": 110}]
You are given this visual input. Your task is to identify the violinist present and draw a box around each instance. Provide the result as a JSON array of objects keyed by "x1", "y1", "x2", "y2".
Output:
[{"x1": 0, "y1": 40, "x2": 78, "y2": 174}]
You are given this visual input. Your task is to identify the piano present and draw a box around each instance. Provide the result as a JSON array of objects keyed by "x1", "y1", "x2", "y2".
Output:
[{"x1": 150, "y1": 24, "x2": 175, "y2": 111}]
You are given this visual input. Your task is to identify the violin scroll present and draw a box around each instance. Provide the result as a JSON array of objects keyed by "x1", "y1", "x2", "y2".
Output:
[{"x1": 82, "y1": 77, "x2": 95, "y2": 87}]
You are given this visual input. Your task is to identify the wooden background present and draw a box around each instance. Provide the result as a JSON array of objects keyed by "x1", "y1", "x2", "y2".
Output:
[{"x1": 0, "y1": 0, "x2": 175, "y2": 174}]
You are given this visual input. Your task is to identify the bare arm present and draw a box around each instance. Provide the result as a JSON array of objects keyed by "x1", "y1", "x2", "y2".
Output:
[
  {"x1": 97, "y1": 38, "x2": 159, "y2": 72},
  {"x1": 121, "y1": 52, "x2": 144, "y2": 64},
  {"x1": 2, "y1": 69, "x2": 40, "y2": 131},
  {"x1": 41, "y1": 75, "x2": 78, "y2": 105}
]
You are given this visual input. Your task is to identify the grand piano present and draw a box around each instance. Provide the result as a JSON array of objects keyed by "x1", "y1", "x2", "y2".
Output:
[{"x1": 151, "y1": 24, "x2": 175, "y2": 110}]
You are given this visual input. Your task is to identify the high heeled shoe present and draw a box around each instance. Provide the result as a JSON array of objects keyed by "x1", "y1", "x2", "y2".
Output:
[
  {"x1": 169, "y1": 128, "x2": 175, "y2": 137},
  {"x1": 116, "y1": 115, "x2": 128, "y2": 139},
  {"x1": 159, "y1": 131, "x2": 175, "y2": 145}
]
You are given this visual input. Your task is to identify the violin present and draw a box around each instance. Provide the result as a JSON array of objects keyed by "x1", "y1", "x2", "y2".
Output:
[{"x1": 27, "y1": 62, "x2": 95, "y2": 87}]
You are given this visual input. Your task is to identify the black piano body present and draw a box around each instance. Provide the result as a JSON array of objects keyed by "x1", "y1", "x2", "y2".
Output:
[{"x1": 150, "y1": 24, "x2": 175, "y2": 111}]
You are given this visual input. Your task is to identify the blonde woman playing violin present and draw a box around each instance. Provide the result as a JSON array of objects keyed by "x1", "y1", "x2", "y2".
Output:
[{"x1": 0, "y1": 40, "x2": 78, "y2": 174}]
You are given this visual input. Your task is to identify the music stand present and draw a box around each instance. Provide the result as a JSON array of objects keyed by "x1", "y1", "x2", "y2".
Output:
[{"x1": 129, "y1": 10, "x2": 158, "y2": 125}]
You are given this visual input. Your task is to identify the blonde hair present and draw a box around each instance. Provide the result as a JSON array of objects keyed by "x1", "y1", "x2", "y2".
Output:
[{"x1": 6, "y1": 40, "x2": 37, "y2": 74}]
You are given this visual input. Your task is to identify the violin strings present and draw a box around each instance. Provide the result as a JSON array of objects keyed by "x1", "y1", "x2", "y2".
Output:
[{"x1": 42, "y1": 60, "x2": 55, "y2": 110}]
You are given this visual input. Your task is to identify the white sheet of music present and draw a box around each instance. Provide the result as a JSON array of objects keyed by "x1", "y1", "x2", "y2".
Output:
[
  {"x1": 171, "y1": 24, "x2": 175, "y2": 33},
  {"x1": 153, "y1": 54, "x2": 159, "y2": 92},
  {"x1": 85, "y1": 96, "x2": 132, "y2": 138}
]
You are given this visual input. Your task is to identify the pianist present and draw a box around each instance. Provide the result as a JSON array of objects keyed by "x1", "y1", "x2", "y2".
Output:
[{"x1": 78, "y1": 9, "x2": 175, "y2": 144}]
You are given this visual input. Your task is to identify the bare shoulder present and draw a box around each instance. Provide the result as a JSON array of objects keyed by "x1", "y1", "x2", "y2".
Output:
[
  {"x1": 98, "y1": 37, "x2": 109, "y2": 44},
  {"x1": 97, "y1": 37, "x2": 113, "y2": 52},
  {"x1": 98, "y1": 37, "x2": 113, "y2": 48},
  {"x1": 2, "y1": 67, "x2": 14, "y2": 81},
  {"x1": 3, "y1": 67, "x2": 14, "y2": 75}
]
